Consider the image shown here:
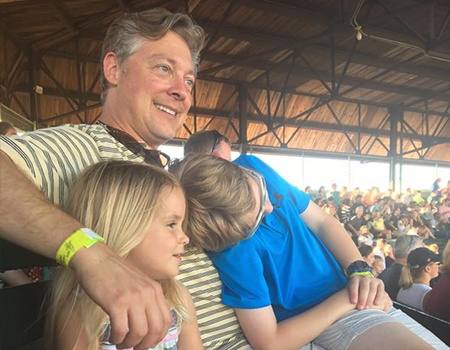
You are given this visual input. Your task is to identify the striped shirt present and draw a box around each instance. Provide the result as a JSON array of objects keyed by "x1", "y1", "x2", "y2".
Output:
[
  {"x1": 0, "y1": 124, "x2": 251, "y2": 350},
  {"x1": 178, "y1": 249, "x2": 251, "y2": 350},
  {"x1": 0, "y1": 124, "x2": 142, "y2": 206}
]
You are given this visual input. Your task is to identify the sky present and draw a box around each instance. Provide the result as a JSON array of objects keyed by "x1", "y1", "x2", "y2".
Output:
[{"x1": 160, "y1": 145, "x2": 450, "y2": 194}]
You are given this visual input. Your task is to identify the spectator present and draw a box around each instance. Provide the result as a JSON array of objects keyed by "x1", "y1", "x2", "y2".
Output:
[
  {"x1": 347, "y1": 206, "x2": 366, "y2": 240},
  {"x1": 0, "y1": 121, "x2": 17, "y2": 136},
  {"x1": 431, "y1": 178, "x2": 442, "y2": 203},
  {"x1": 378, "y1": 235, "x2": 423, "y2": 300},
  {"x1": 349, "y1": 187, "x2": 361, "y2": 205},
  {"x1": 351, "y1": 194, "x2": 364, "y2": 215},
  {"x1": 327, "y1": 183, "x2": 341, "y2": 206},
  {"x1": 384, "y1": 243, "x2": 395, "y2": 268},
  {"x1": 314, "y1": 185, "x2": 327, "y2": 202},
  {"x1": 370, "y1": 209, "x2": 392, "y2": 239},
  {"x1": 358, "y1": 244, "x2": 375, "y2": 267},
  {"x1": 438, "y1": 197, "x2": 450, "y2": 224},
  {"x1": 424, "y1": 239, "x2": 450, "y2": 321},
  {"x1": 184, "y1": 129, "x2": 231, "y2": 160},
  {"x1": 338, "y1": 198, "x2": 352, "y2": 225},
  {"x1": 304, "y1": 186, "x2": 314, "y2": 200},
  {"x1": 0, "y1": 9, "x2": 205, "y2": 348},
  {"x1": 397, "y1": 247, "x2": 441, "y2": 311},
  {"x1": 373, "y1": 238, "x2": 387, "y2": 269},
  {"x1": 428, "y1": 243, "x2": 439, "y2": 255},
  {"x1": 357, "y1": 225, "x2": 374, "y2": 247},
  {"x1": 372, "y1": 255, "x2": 385, "y2": 277},
  {"x1": 340, "y1": 186, "x2": 350, "y2": 202},
  {"x1": 397, "y1": 215, "x2": 410, "y2": 235}
]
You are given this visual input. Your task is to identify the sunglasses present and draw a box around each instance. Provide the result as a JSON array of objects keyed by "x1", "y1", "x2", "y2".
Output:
[
  {"x1": 239, "y1": 166, "x2": 268, "y2": 239},
  {"x1": 210, "y1": 130, "x2": 225, "y2": 155},
  {"x1": 98, "y1": 122, "x2": 170, "y2": 168}
]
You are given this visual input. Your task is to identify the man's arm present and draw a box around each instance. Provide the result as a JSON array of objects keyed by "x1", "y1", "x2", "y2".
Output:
[
  {"x1": 0, "y1": 151, "x2": 171, "y2": 349},
  {"x1": 300, "y1": 200, "x2": 390, "y2": 309}
]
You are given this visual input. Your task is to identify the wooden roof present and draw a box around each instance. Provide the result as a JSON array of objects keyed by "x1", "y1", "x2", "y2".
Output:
[{"x1": 1, "y1": 0, "x2": 450, "y2": 163}]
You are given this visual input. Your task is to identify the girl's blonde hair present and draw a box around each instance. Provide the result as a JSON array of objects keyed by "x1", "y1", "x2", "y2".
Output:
[
  {"x1": 169, "y1": 154, "x2": 256, "y2": 252},
  {"x1": 46, "y1": 161, "x2": 187, "y2": 350}
]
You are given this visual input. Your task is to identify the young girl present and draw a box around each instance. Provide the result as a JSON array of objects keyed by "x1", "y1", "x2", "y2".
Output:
[
  {"x1": 397, "y1": 247, "x2": 441, "y2": 311},
  {"x1": 46, "y1": 161, "x2": 202, "y2": 350}
]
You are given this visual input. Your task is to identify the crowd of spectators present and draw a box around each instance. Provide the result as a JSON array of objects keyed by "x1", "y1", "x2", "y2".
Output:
[
  {"x1": 310, "y1": 182, "x2": 450, "y2": 243},
  {"x1": 311, "y1": 182, "x2": 450, "y2": 321}
]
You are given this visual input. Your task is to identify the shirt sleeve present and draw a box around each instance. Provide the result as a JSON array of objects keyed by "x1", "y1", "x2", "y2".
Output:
[
  {"x1": 234, "y1": 154, "x2": 310, "y2": 214},
  {"x1": 208, "y1": 239, "x2": 271, "y2": 309},
  {"x1": 0, "y1": 126, "x2": 101, "y2": 206}
]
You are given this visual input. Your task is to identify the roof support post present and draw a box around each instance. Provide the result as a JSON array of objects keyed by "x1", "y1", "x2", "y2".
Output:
[
  {"x1": 388, "y1": 105, "x2": 403, "y2": 191},
  {"x1": 28, "y1": 50, "x2": 40, "y2": 126},
  {"x1": 238, "y1": 84, "x2": 248, "y2": 154}
]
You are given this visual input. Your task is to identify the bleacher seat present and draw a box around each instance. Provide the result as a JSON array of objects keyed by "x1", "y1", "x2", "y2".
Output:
[
  {"x1": 0, "y1": 239, "x2": 53, "y2": 349},
  {"x1": 393, "y1": 300, "x2": 450, "y2": 346}
]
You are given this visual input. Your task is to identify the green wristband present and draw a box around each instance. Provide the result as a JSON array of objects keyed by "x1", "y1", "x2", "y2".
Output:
[
  {"x1": 56, "y1": 228, "x2": 104, "y2": 267},
  {"x1": 349, "y1": 271, "x2": 374, "y2": 278}
]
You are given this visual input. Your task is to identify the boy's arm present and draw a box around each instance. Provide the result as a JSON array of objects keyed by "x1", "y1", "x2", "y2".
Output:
[
  {"x1": 235, "y1": 288, "x2": 390, "y2": 350},
  {"x1": 300, "y1": 200, "x2": 390, "y2": 309}
]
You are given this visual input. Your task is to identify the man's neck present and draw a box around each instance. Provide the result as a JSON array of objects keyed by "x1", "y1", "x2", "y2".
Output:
[{"x1": 395, "y1": 257, "x2": 407, "y2": 265}]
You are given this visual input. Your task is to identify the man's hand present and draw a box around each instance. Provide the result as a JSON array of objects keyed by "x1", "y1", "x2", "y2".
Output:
[
  {"x1": 347, "y1": 275, "x2": 392, "y2": 312},
  {"x1": 71, "y1": 242, "x2": 172, "y2": 349}
]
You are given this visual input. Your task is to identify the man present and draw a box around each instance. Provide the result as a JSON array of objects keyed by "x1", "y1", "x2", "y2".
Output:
[
  {"x1": 184, "y1": 129, "x2": 232, "y2": 160},
  {"x1": 346, "y1": 205, "x2": 366, "y2": 242},
  {"x1": 350, "y1": 194, "x2": 364, "y2": 215},
  {"x1": 0, "y1": 121, "x2": 17, "y2": 136},
  {"x1": 182, "y1": 130, "x2": 447, "y2": 349},
  {"x1": 378, "y1": 235, "x2": 423, "y2": 300},
  {"x1": 0, "y1": 9, "x2": 205, "y2": 349}
]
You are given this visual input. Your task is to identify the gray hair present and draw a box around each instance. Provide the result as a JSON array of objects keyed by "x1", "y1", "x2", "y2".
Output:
[
  {"x1": 100, "y1": 8, "x2": 205, "y2": 102},
  {"x1": 184, "y1": 130, "x2": 230, "y2": 156},
  {"x1": 394, "y1": 235, "x2": 422, "y2": 259}
]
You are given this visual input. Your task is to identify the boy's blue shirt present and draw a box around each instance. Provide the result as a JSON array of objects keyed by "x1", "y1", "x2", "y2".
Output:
[{"x1": 208, "y1": 154, "x2": 347, "y2": 322}]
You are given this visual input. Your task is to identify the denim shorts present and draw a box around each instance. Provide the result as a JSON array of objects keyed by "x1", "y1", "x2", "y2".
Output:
[{"x1": 298, "y1": 307, "x2": 448, "y2": 350}]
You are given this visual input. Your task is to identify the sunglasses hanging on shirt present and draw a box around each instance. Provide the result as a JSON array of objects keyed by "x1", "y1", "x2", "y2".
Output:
[{"x1": 97, "y1": 121, "x2": 170, "y2": 168}]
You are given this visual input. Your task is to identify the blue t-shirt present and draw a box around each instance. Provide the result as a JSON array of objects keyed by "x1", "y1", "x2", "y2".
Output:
[{"x1": 208, "y1": 155, "x2": 347, "y2": 322}]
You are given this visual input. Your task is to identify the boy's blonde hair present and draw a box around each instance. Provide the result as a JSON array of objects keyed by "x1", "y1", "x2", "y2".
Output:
[
  {"x1": 46, "y1": 161, "x2": 187, "y2": 350},
  {"x1": 170, "y1": 154, "x2": 256, "y2": 252}
]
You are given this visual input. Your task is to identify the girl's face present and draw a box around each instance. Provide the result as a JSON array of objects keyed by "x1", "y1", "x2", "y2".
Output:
[{"x1": 126, "y1": 186, "x2": 189, "y2": 280}]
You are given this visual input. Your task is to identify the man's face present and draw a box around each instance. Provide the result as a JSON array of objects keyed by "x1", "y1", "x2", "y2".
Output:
[{"x1": 107, "y1": 31, "x2": 195, "y2": 148}]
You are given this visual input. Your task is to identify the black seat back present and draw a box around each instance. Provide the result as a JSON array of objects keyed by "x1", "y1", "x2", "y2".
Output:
[
  {"x1": 0, "y1": 239, "x2": 54, "y2": 349},
  {"x1": 393, "y1": 300, "x2": 450, "y2": 346}
]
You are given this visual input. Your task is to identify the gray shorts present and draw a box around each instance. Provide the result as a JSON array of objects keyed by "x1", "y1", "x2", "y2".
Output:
[{"x1": 298, "y1": 307, "x2": 448, "y2": 350}]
